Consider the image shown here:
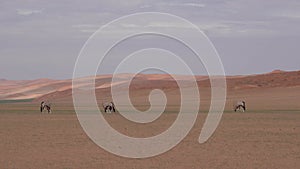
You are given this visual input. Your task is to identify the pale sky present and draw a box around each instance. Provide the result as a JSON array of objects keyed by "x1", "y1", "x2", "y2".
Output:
[{"x1": 0, "y1": 0, "x2": 300, "y2": 80}]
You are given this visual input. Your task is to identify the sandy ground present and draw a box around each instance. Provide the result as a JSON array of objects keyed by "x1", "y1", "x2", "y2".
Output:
[
  {"x1": 1, "y1": 71, "x2": 300, "y2": 168},
  {"x1": 0, "y1": 112, "x2": 299, "y2": 169}
]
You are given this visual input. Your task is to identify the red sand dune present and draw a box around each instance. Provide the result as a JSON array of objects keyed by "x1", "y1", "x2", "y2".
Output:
[{"x1": 1, "y1": 70, "x2": 300, "y2": 110}]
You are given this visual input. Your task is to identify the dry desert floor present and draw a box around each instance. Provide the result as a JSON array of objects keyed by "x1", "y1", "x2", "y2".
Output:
[
  {"x1": 1, "y1": 71, "x2": 300, "y2": 168},
  {"x1": 0, "y1": 108, "x2": 299, "y2": 169}
]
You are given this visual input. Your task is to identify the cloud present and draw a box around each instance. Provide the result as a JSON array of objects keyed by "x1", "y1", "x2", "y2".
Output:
[
  {"x1": 16, "y1": 9, "x2": 43, "y2": 16},
  {"x1": 79, "y1": 29, "x2": 98, "y2": 33},
  {"x1": 72, "y1": 24, "x2": 100, "y2": 33},
  {"x1": 196, "y1": 21, "x2": 277, "y2": 37},
  {"x1": 71, "y1": 20, "x2": 276, "y2": 38},
  {"x1": 120, "y1": 23, "x2": 140, "y2": 28},
  {"x1": 146, "y1": 22, "x2": 193, "y2": 29},
  {"x1": 1, "y1": 0, "x2": 299, "y2": 80},
  {"x1": 139, "y1": 4, "x2": 152, "y2": 9},
  {"x1": 182, "y1": 3, "x2": 206, "y2": 8},
  {"x1": 275, "y1": 12, "x2": 300, "y2": 19},
  {"x1": 160, "y1": 2, "x2": 206, "y2": 8},
  {"x1": 72, "y1": 24, "x2": 100, "y2": 28}
]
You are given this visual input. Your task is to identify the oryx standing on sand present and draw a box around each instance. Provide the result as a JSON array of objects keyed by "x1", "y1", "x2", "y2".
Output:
[
  {"x1": 234, "y1": 101, "x2": 246, "y2": 112},
  {"x1": 40, "y1": 101, "x2": 52, "y2": 113},
  {"x1": 103, "y1": 102, "x2": 116, "y2": 113}
]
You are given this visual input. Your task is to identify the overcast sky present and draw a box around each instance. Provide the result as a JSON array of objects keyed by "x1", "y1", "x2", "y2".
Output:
[{"x1": 0, "y1": 0, "x2": 300, "y2": 80}]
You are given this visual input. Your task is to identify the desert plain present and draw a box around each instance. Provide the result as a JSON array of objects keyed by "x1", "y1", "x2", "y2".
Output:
[{"x1": 0, "y1": 70, "x2": 300, "y2": 169}]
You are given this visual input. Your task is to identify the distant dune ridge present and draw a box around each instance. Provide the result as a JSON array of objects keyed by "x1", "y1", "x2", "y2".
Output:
[{"x1": 1, "y1": 70, "x2": 300, "y2": 111}]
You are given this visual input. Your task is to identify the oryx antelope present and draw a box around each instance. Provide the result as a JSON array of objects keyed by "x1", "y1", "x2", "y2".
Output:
[
  {"x1": 102, "y1": 102, "x2": 116, "y2": 113},
  {"x1": 40, "y1": 101, "x2": 52, "y2": 113},
  {"x1": 234, "y1": 101, "x2": 246, "y2": 112}
]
